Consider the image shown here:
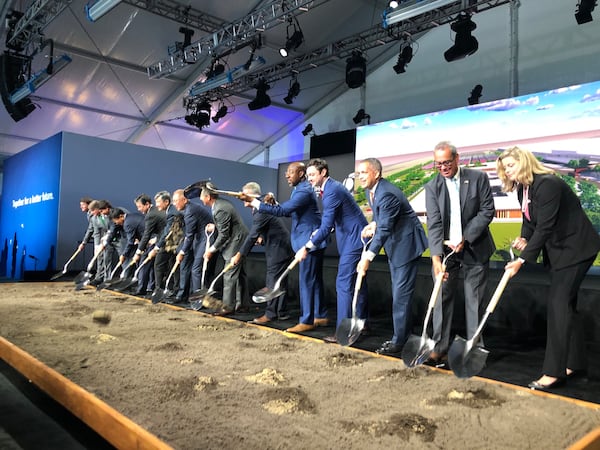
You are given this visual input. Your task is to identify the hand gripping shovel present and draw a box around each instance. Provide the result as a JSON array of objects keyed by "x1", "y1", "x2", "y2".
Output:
[
  {"x1": 74, "y1": 247, "x2": 104, "y2": 290},
  {"x1": 51, "y1": 247, "x2": 82, "y2": 280},
  {"x1": 448, "y1": 248, "x2": 515, "y2": 378},
  {"x1": 402, "y1": 242, "x2": 456, "y2": 368},
  {"x1": 335, "y1": 236, "x2": 372, "y2": 347},
  {"x1": 252, "y1": 258, "x2": 299, "y2": 304},
  {"x1": 190, "y1": 261, "x2": 235, "y2": 311},
  {"x1": 151, "y1": 259, "x2": 181, "y2": 304}
]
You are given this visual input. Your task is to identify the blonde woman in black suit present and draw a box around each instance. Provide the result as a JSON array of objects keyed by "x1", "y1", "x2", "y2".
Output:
[{"x1": 497, "y1": 146, "x2": 600, "y2": 391}]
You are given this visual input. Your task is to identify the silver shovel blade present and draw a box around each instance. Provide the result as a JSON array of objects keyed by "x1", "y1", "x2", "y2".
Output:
[
  {"x1": 401, "y1": 335, "x2": 435, "y2": 368},
  {"x1": 447, "y1": 335, "x2": 489, "y2": 378},
  {"x1": 335, "y1": 317, "x2": 365, "y2": 347},
  {"x1": 252, "y1": 287, "x2": 285, "y2": 304}
]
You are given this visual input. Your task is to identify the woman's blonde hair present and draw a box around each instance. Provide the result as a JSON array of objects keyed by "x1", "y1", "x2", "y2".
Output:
[{"x1": 496, "y1": 146, "x2": 554, "y2": 192}]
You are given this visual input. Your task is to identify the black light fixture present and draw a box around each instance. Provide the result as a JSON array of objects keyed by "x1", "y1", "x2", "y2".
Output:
[
  {"x1": 212, "y1": 103, "x2": 228, "y2": 123},
  {"x1": 468, "y1": 84, "x2": 483, "y2": 105},
  {"x1": 393, "y1": 41, "x2": 413, "y2": 74},
  {"x1": 352, "y1": 108, "x2": 370, "y2": 125},
  {"x1": 575, "y1": 0, "x2": 596, "y2": 24},
  {"x1": 205, "y1": 59, "x2": 225, "y2": 79},
  {"x1": 444, "y1": 13, "x2": 479, "y2": 62},
  {"x1": 248, "y1": 78, "x2": 271, "y2": 111},
  {"x1": 346, "y1": 50, "x2": 366, "y2": 89},
  {"x1": 280, "y1": 17, "x2": 304, "y2": 57},
  {"x1": 301, "y1": 123, "x2": 314, "y2": 136},
  {"x1": 185, "y1": 99, "x2": 211, "y2": 130},
  {"x1": 284, "y1": 75, "x2": 301, "y2": 104}
]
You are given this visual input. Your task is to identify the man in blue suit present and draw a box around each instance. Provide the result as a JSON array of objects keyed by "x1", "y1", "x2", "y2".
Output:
[
  {"x1": 242, "y1": 161, "x2": 328, "y2": 333},
  {"x1": 296, "y1": 158, "x2": 368, "y2": 343},
  {"x1": 357, "y1": 158, "x2": 428, "y2": 355}
]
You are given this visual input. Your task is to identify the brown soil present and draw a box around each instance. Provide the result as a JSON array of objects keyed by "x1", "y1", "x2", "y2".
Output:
[{"x1": 1, "y1": 282, "x2": 599, "y2": 449}]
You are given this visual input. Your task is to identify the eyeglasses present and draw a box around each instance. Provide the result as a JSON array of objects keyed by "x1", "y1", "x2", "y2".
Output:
[{"x1": 434, "y1": 157, "x2": 455, "y2": 169}]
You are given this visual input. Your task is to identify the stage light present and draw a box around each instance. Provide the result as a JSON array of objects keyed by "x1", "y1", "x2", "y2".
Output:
[
  {"x1": 444, "y1": 13, "x2": 478, "y2": 62},
  {"x1": 283, "y1": 78, "x2": 301, "y2": 104},
  {"x1": 383, "y1": 0, "x2": 456, "y2": 27},
  {"x1": 346, "y1": 51, "x2": 366, "y2": 89},
  {"x1": 468, "y1": 84, "x2": 483, "y2": 105},
  {"x1": 301, "y1": 123, "x2": 314, "y2": 136},
  {"x1": 575, "y1": 0, "x2": 596, "y2": 24},
  {"x1": 353, "y1": 108, "x2": 370, "y2": 125},
  {"x1": 9, "y1": 54, "x2": 72, "y2": 104},
  {"x1": 280, "y1": 17, "x2": 304, "y2": 57},
  {"x1": 185, "y1": 100, "x2": 211, "y2": 130},
  {"x1": 212, "y1": 104, "x2": 228, "y2": 123},
  {"x1": 393, "y1": 42, "x2": 413, "y2": 74},
  {"x1": 85, "y1": 0, "x2": 122, "y2": 22},
  {"x1": 389, "y1": 1, "x2": 399, "y2": 8},
  {"x1": 248, "y1": 78, "x2": 271, "y2": 111}
]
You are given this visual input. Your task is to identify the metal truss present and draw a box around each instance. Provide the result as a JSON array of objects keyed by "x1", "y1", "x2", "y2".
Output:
[
  {"x1": 147, "y1": 0, "x2": 332, "y2": 79},
  {"x1": 6, "y1": 0, "x2": 72, "y2": 52},
  {"x1": 184, "y1": 0, "x2": 511, "y2": 108}
]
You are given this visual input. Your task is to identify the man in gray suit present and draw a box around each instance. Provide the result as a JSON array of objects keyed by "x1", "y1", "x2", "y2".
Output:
[
  {"x1": 201, "y1": 186, "x2": 250, "y2": 315},
  {"x1": 425, "y1": 141, "x2": 496, "y2": 365}
]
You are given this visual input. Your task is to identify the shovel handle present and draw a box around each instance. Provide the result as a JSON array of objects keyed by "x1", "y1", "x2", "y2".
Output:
[
  {"x1": 273, "y1": 258, "x2": 299, "y2": 291},
  {"x1": 63, "y1": 247, "x2": 83, "y2": 271},
  {"x1": 164, "y1": 259, "x2": 181, "y2": 288},
  {"x1": 86, "y1": 246, "x2": 105, "y2": 271},
  {"x1": 486, "y1": 269, "x2": 511, "y2": 314}
]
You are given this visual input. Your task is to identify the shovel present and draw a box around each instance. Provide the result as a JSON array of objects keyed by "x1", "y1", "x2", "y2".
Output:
[
  {"x1": 113, "y1": 254, "x2": 154, "y2": 293},
  {"x1": 252, "y1": 258, "x2": 299, "y2": 304},
  {"x1": 74, "y1": 248, "x2": 104, "y2": 290},
  {"x1": 447, "y1": 248, "x2": 515, "y2": 378},
  {"x1": 190, "y1": 261, "x2": 235, "y2": 310},
  {"x1": 402, "y1": 241, "x2": 456, "y2": 368},
  {"x1": 96, "y1": 261, "x2": 123, "y2": 290},
  {"x1": 51, "y1": 247, "x2": 82, "y2": 280},
  {"x1": 205, "y1": 181, "x2": 260, "y2": 200},
  {"x1": 100, "y1": 260, "x2": 137, "y2": 290},
  {"x1": 151, "y1": 259, "x2": 181, "y2": 304}
]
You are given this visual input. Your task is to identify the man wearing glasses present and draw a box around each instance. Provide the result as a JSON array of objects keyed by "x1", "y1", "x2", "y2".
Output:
[{"x1": 424, "y1": 141, "x2": 496, "y2": 367}]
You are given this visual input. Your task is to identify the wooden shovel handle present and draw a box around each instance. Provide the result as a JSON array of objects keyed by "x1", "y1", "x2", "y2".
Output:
[{"x1": 486, "y1": 270, "x2": 511, "y2": 314}]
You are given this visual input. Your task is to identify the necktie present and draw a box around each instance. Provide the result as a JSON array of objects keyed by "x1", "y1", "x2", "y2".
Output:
[{"x1": 522, "y1": 185, "x2": 530, "y2": 220}]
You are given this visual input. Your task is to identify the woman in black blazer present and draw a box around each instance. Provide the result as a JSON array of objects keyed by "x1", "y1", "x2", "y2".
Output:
[{"x1": 497, "y1": 146, "x2": 600, "y2": 391}]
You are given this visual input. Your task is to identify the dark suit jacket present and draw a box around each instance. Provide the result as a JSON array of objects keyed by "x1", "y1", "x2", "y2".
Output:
[
  {"x1": 310, "y1": 178, "x2": 367, "y2": 254},
  {"x1": 180, "y1": 202, "x2": 213, "y2": 255},
  {"x1": 211, "y1": 198, "x2": 248, "y2": 260},
  {"x1": 120, "y1": 212, "x2": 145, "y2": 257},
  {"x1": 367, "y1": 178, "x2": 427, "y2": 267},
  {"x1": 239, "y1": 209, "x2": 292, "y2": 266},
  {"x1": 519, "y1": 174, "x2": 600, "y2": 269},
  {"x1": 137, "y1": 206, "x2": 166, "y2": 252},
  {"x1": 259, "y1": 180, "x2": 325, "y2": 252},
  {"x1": 425, "y1": 167, "x2": 496, "y2": 263}
]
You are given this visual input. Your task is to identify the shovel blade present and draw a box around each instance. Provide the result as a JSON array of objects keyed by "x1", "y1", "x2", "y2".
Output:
[
  {"x1": 50, "y1": 270, "x2": 66, "y2": 281},
  {"x1": 401, "y1": 335, "x2": 435, "y2": 368},
  {"x1": 73, "y1": 270, "x2": 91, "y2": 285},
  {"x1": 252, "y1": 287, "x2": 285, "y2": 304},
  {"x1": 335, "y1": 317, "x2": 365, "y2": 347},
  {"x1": 447, "y1": 335, "x2": 489, "y2": 378},
  {"x1": 189, "y1": 288, "x2": 209, "y2": 302}
]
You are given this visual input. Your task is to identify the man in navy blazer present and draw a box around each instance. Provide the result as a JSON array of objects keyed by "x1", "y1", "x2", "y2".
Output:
[
  {"x1": 243, "y1": 161, "x2": 328, "y2": 333},
  {"x1": 425, "y1": 141, "x2": 496, "y2": 364},
  {"x1": 296, "y1": 158, "x2": 368, "y2": 343},
  {"x1": 357, "y1": 158, "x2": 428, "y2": 355}
]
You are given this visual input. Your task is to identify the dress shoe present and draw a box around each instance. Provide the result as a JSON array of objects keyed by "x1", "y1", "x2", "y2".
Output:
[
  {"x1": 278, "y1": 314, "x2": 291, "y2": 321},
  {"x1": 375, "y1": 340, "x2": 402, "y2": 356},
  {"x1": 323, "y1": 335, "x2": 338, "y2": 344},
  {"x1": 250, "y1": 315, "x2": 272, "y2": 324},
  {"x1": 213, "y1": 307, "x2": 234, "y2": 317},
  {"x1": 235, "y1": 305, "x2": 250, "y2": 313},
  {"x1": 286, "y1": 323, "x2": 316, "y2": 333},
  {"x1": 314, "y1": 318, "x2": 330, "y2": 327},
  {"x1": 427, "y1": 351, "x2": 448, "y2": 368},
  {"x1": 528, "y1": 377, "x2": 566, "y2": 391}
]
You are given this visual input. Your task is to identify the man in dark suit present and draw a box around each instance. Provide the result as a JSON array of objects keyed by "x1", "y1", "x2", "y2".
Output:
[
  {"x1": 232, "y1": 182, "x2": 293, "y2": 324},
  {"x1": 108, "y1": 207, "x2": 145, "y2": 267},
  {"x1": 130, "y1": 194, "x2": 166, "y2": 296},
  {"x1": 425, "y1": 141, "x2": 496, "y2": 364},
  {"x1": 242, "y1": 162, "x2": 328, "y2": 333},
  {"x1": 296, "y1": 158, "x2": 368, "y2": 343},
  {"x1": 357, "y1": 158, "x2": 428, "y2": 355},
  {"x1": 499, "y1": 146, "x2": 600, "y2": 390},
  {"x1": 173, "y1": 189, "x2": 213, "y2": 303},
  {"x1": 201, "y1": 186, "x2": 249, "y2": 315}
]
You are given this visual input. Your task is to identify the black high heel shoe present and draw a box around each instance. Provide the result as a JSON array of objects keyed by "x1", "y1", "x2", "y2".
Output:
[{"x1": 528, "y1": 377, "x2": 566, "y2": 391}]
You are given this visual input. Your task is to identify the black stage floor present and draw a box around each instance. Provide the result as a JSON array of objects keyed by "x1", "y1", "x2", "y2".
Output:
[{"x1": 1, "y1": 284, "x2": 599, "y2": 449}]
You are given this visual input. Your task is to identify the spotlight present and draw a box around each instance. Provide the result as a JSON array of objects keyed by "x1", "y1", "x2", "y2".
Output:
[
  {"x1": 346, "y1": 51, "x2": 366, "y2": 89},
  {"x1": 468, "y1": 84, "x2": 483, "y2": 105},
  {"x1": 248, "y1": 78, "x2": 271, "y2": 111},
  {"x1": 393, "y1": 42, "x2": 413, "y2": 74},
  {"x1": 212, "y1": 104, "x2": 228, "y2": 123},
  {"x1": 280, "y1": 17, "x2": 304, "y2": 57},
  {"x1": 389, "y1": 0, "x2": 399, "y2": 8},
  {"x1": 301, "y1": 123, "x2": 314, "y2": 136},
  {"x1": 185, "y1": 100, "x2": 211, "y2": 129},
  {"x1": 353, "y1": 108, "x2": 370, "y2": 125},
  {"x1": 444, "y1": 14, "x2": 478, "y2": 62},
  {"x1": 206, "y1": 61, "x2": 225, "y2": 79},
  {"x1": 575, "y1": 0, "x2": 596, "y2": 24},
  {"x1": 283, "y1": 78, "x2": 301, "y2": 104}
]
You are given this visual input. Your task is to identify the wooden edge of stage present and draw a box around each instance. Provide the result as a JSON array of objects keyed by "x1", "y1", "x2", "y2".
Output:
[
  {"x1": 0, "y1": 336, "x2": 173, "y2": 450},
  {"x1": 569, "y1": 427, "x2": 600, "y2": 450}
]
